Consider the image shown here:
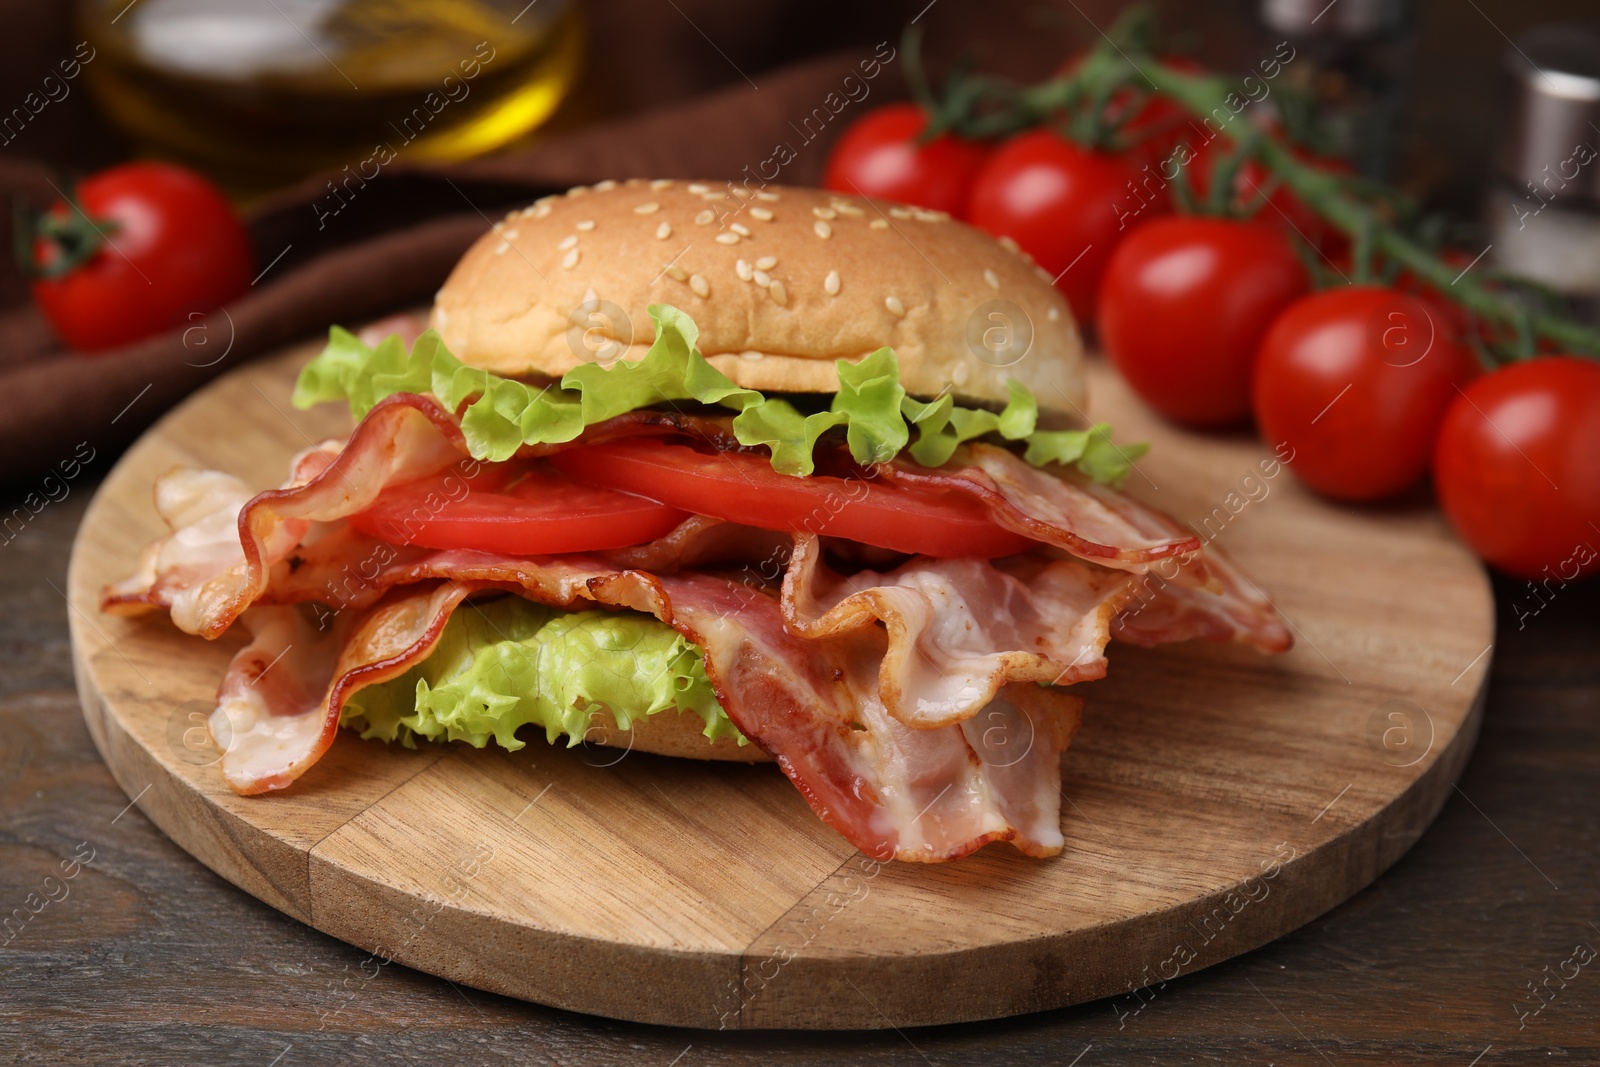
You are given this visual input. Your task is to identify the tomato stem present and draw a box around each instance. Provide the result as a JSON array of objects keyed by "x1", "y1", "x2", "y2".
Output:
[{"x1": 23, "y1": 190, "x2": 119, "y2": 281}]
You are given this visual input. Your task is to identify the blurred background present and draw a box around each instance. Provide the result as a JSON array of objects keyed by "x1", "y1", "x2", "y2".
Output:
[{"x1": 8, "y1": 0, "x2": 1597, "y2": 213}]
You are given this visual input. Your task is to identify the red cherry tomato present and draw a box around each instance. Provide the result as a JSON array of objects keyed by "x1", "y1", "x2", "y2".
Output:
[
  {"x1": 31, "y1": 162, "x2": 253, "y2": 352},
  {"x1": 551, "y1": 439, "x2": 1037, "y2": 558},
  {"x1": 349, "y1": 463, "x2": 690, "y2": 555},
  {"x1": 1098, "y1": 216, "x2": 1310, "y2": 427},
  {"x1": 1434, "y1": 357, "x2": 1600, "y2": 580},
  {"x1": 967, "y1": 130, "x2": 1161, "y2": 325},
  {"x1": 821, "y1": 103, "x2": 991, "y2": 217},
  {"x1": 1252, "y1": 285, "x2": 1477, "y2": 502}
]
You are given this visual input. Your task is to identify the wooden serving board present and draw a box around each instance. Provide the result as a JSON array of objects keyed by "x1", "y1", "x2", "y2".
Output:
[{"x1": 67, "y1": 341, "x2": 1493, "y2": 1031}]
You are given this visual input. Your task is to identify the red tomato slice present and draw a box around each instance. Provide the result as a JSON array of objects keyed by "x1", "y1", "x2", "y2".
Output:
[
  {"x1": 349, "y1": 463, "x2": 690, "y2": 555},
  {"x1": 550, "y1": 441, "x2": 1038, "y2": 558}
]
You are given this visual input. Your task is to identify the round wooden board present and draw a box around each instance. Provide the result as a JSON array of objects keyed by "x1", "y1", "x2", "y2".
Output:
[{"x1": 67, "y1": 341, "x2": 1493, "y2": 1031}]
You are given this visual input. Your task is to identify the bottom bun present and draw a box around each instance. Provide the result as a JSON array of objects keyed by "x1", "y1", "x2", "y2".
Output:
[{"x1": 582, "y1": 707, "x2": 771, "y2": 762}]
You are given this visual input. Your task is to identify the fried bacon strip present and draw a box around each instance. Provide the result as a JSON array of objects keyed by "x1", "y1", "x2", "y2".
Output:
[{"x1": 105, "y1": 392, "x2": 1291, "y2": 861}]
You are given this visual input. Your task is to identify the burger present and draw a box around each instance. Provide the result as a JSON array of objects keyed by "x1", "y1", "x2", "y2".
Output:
[{"x1": 103, "y1": 179, "x2": 1289, "y2": 862}]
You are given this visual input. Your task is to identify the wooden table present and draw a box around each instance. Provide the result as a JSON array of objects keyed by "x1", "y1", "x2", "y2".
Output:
[{"x1": 2, "y1": 479, "x2": 1596, "y2": 1065}]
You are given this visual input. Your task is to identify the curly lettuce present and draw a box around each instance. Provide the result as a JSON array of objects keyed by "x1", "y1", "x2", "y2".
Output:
[
  {"x1": 294, "y1": 304, "x2": 1146, "y2": 484},
  {"x1": 340, "y1": 596, "x2": 743, "y2": 750}
]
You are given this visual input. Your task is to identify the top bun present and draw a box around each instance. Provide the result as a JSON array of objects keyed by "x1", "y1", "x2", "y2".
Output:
[{"x1": 430, "y1": 180, "x2": 1085, "y2": 416}]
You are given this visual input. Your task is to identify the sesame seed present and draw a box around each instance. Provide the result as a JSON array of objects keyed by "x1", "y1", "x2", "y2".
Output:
[
  {"x1": 532, "y1": 203, "x2": 552, "y2": 218},
  {"x1": 736, "y1": 259, "x2": 753, "y2": 281},
  {"x1": 832, "y1": 201, "x2": 864, "y2": 217},
  {"x1": 656, "y1": 221, "x2": 672, "y2": 240},
  {"x1": 814, "y1": 220, "x2": 832, "y2": 239},
  {"x1": 562, "y1": 247, "x2": 581, "y2": 269},
  {"x1": 869, "y1": 218, "x2": 889, "y2": 230},
  {"x1": 594, "y1": 179, "x2": 618, "y2": 191},
  {"x1": 884, "y1": 295, "x2": 905, "y2": 317},
  {"x1": 494, "y1": 241, "x2": 510, "y2": 255},
  {"x1": 575, "y1": 219, "x2": 596, "y2": 231},
  {"x1": 752, "y1": 268, "x2": 771, "y2": 288},
  {"x1": 701, "y1": 191, "x2": 727, "y2": 200},
  {"x1": 952, "y1": 362, "x2": 970, "y2": 385},
  {"x1": 582, "y1": 287, "x2": 599, "y2": 306},
  {"x1": 634, "y1": 202, "x2": 660, "y2": 214},
  {"x1": 750, "y1": 206, "x2": 774, "y2": 221},
  {"x1": 769, "y1": 280, "x2": 788, "y2": 305},
  {"x1": 1035, "y1": 266, "x2": 1054, "y2": 283},
  {"x1": 730, "y1": 222, "x2": 751, "y2": 236},
  {"x1": 650, "y1": 179, "x2": 674, "y2": 189},
  {"x1": 888, "y1": 206, "x2": 912, "y2": 219},
  {"x1": 715, "y1": 232, "x2": 741, "y2": 245},
  {"x1": 688, "y1": 183, "x2": 710, "y2": 194},
  {"x1": 1047, "y1": 307, "x2": 1061, "y2": 322},
  {"x1": 690, "y1": 273, "x2": 710, "y2": 298},
  {"x1": 695, "y1": 209, "x2": 716, "y2": 225},
  {"x1": 535, "y1": 195, "x2": 559, "y2": 206},
  {"x1": 557, "y1": 235, "x2": 578, "y2": 251},
  {"x1": 742, "y1": 350, "x2": 765, "y2": 361},
  {"x1": 812, "y1": 206, "x2": 837, "y2": 220},
  {"x1": 755, "y1": 255, "x2": 777, "y2": 270},
  {"x1": 664, "y1": 264, "x2": 688, "y2": 281},
  {"x1": 756, "y1": 191, "x2": 780, "y2": 201},
  {"x1": 998, "y1": 235, "x2": 1021, "y2": 253},
  {"x1": 923, "y1": 209, "x2": 951, "y2": 222},
  {"x1": 984, "y1": 269, "x2": 1001, "y2": 290},
  {"x1": 824, "y1": 270, "x2": 840, "y2": 295},
  {"x1": 567, "y1": 185, "x2": 590, "y2": 196}
]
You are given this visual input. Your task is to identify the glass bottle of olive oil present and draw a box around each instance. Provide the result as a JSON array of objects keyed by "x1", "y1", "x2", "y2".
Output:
[{"x1": 76, "y1": 0, "x2": 583, "y2": 191}]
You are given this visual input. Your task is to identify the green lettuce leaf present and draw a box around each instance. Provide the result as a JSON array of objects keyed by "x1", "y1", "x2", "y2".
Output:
[
  {"x1": 293, "y1": 303, "x2": 1145, "y2": 484},
  {"x1": 340, "y1": 596, "x2": 743, "y2": 750}
]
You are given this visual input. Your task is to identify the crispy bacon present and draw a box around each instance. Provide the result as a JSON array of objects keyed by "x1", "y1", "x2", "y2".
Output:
[
  {"x1": 782, "y1": 535, "x2": 1133, "y2": 728},
  {"x1": 215, "y1": 569, "x2": 1084, "y2": 861},
  {"x1": 106, "y1": 389, "x2": 1292, "y2": 862}
]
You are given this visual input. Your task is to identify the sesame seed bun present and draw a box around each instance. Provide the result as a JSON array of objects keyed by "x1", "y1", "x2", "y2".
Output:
[{"x1": 429, "y1": 179, "x2": 1086, "y2": 416}]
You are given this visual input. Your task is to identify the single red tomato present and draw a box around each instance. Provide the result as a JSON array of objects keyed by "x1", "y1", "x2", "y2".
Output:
[
  {"x1": 551, "y1": 439, "x2": 1037, "y2": 558},
  {"x1": 1098, "y1": 216, "x2": 1310, "y2": 427},
  {"x1": 1252, "y1": 285, "x2": 1477, "y2": 502},
  {"x1": 967, "y1": 130, "x2": 1159, "y2": 325},
  {"x1": 821, "y1": 103, "x2": 991, "y2": 217},
  {"x1": 349, "y1": 463, "x2": 690, "y2": 555},
  {"x1": 31, "y1": 161, "x2": 253, "y2": 352},
  {"x1": 1434, "y1": 357, "x2": 1600, "y2": 580}
]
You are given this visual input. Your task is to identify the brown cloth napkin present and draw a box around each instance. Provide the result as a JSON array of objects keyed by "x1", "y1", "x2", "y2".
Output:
[{"x1": 0, "y1": 0, "x2": 1136, "y2": 488}]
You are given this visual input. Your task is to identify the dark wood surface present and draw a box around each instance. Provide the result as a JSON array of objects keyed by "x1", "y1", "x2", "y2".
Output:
[{"x1": 2, "y1": 471, "x2": 1597, "y2": 1065}]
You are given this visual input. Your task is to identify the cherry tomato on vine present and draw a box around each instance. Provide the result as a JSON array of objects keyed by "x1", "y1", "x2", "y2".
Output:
[
  {"x1": 1056, "y1": 53, "x2": 1207, "y2": 166},
  {"x1": 1184, "y1": 138, "x2": 1354, "y2": 259},
  {"x1": 30, "y1": 161, "x2": 253, "y2": 353},
  {"x1": 822, "y1": 103, "x2": 991, "y2": 217},
  {"x1": 967, "y1": 130, "x2": 1161, "y2": 325},
  {"x1": 1252, "y1": 285, "x2": 1477, "y2": 502},
  {"x1": 1098, "y1": 215, "x2": 1309, "y2": 427},
  {"x1": 1434, "y1": 357, "x2": 1600, "y2": 581}
]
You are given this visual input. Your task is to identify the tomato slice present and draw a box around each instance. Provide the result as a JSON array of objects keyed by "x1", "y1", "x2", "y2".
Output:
[
  {"x1": 349, "y1": 463, "x2": 690, "y2": 555},
  {"x1": 550, "y1": 440, "x2": 1038, "y2": 558}
]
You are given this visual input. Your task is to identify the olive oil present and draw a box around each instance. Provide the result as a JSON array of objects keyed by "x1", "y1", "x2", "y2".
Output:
[{"x1": 77, "y1": 0, "x2": 583, "y2": 190}]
